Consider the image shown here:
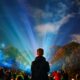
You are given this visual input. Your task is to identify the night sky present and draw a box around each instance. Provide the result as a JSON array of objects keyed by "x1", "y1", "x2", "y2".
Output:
[{"x1": 0, "y1": 0, "x2": 80, "y2": 72}]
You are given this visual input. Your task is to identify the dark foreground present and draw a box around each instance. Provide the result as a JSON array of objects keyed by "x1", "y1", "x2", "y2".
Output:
[{"x1": 0, "y1": 67, "x2": 80, "y2": 80}]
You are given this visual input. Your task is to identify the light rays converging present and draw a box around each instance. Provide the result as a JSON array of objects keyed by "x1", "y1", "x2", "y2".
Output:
[
  {"x1": 0, "y1": 0, "x2": 80, "y2": 72},
  {"x1": 0, "y1": 1, "x2": 38, "y2": 71}
]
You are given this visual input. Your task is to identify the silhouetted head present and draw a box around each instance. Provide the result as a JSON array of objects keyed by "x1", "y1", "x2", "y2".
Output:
[
  {"x1": 37, "y1": 48, "x2": 44, "y2": 56},
  {"x1": 17, "y1": 76, "x2": 23, "y2": 80}
]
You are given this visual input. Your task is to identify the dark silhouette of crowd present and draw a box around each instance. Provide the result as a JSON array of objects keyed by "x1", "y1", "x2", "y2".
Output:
[
  {"x1": 0, "y1": 66, "x2": 80, "y2": 80},
  {"x1": 50, "y1": 70, "x2": 69, "y2": 80},
  {"x1": 0, "y1": 67, "x2": 29, "y2": 80}
]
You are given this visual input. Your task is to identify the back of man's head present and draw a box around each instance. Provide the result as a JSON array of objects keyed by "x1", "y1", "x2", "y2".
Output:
[{"x1": 37, "y1": 48, "x2": 44, "y2": 56}]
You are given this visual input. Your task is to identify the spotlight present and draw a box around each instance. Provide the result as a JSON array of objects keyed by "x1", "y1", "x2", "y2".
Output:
[{"x1": 1, "y1": 43, "x2": 5, "y2": 48}]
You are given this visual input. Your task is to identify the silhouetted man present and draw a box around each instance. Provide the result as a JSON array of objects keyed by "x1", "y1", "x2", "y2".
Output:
[{"x1": 31, "y1": 48, "x2": 50, "y2": 80}]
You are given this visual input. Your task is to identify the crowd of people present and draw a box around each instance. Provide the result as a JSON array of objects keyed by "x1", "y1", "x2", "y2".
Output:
[
  {"x1": 0, "y1": 67, "x2": 80, "y2": 80},
  {"x1": 51, "y1": 70, "x2": 80, "y2": 80},
  {"x1": 0, "y1": 67, "x2": 68, "y2": 80},
  {"x1": 50, "y1": 70, "x2": 68, "y2": 80},
  {"x1": 0, "y1": 67, "x2": 30, "y2": 80}
]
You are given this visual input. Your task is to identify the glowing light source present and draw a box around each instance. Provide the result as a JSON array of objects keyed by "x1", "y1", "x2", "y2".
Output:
[{"x1": 1, "y1": 43, "x2": 6, "y2": 48}]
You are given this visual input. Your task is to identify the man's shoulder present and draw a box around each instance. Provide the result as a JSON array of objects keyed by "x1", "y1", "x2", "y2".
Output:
[
  {"x1": 32, "y1": 60, "x2": 37, "y2": 65},
  {"x1": 32, "y1": 60, "x2": 35, "y2": 63}
]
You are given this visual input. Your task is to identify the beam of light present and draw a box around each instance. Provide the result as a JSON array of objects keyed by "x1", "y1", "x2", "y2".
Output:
[
  {"x1": 42, "y1": 34, "x2": 56, "y2": 60},
  {"x1": 0, "y1": 0, "x2": 79, "y2": 73},
  {"x1": 1, "y1": 43, "x2": 6, "y2": 48},
  {"x1": 17, "y1": 0, "x2": 39, "y2": 51},
  {"x1": 0, "y1": 50, "x2": 4, "y2": 61},
  {"x1": 2, "y1": 10, "x2": 33, "y2": 64},
  {"x1": 0, "y1": 0, "x2": 39, "y2": 71}
]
